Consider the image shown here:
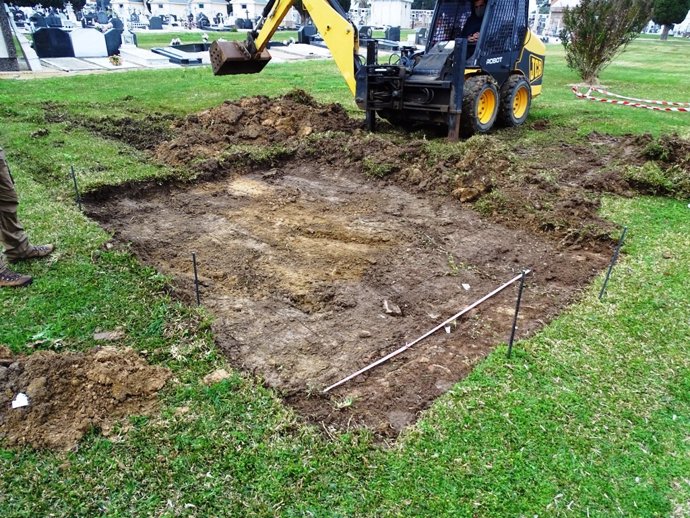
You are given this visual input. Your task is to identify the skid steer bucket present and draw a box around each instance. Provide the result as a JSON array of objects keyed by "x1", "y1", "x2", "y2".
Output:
[{"x1": 210, "y1": 40, "x2": 272, "y2": 76}]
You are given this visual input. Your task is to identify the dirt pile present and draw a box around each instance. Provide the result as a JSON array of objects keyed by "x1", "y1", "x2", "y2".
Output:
[
  {"x1": 154, "y1": 90, "x2": 361, "y2": 167},
  {"x1": 0, "y1": 346, "x2": 170, "y2": 450}
]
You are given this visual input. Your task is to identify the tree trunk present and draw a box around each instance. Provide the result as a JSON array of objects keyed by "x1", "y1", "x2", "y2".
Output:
[{"x1": 660, "y1": 24, "x2": 671, "y2": 40}]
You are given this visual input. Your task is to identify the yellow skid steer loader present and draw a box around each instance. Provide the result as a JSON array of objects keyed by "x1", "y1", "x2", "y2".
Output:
[{"x1": 210, "y1": 0, "x2": 545, "y2": 139}]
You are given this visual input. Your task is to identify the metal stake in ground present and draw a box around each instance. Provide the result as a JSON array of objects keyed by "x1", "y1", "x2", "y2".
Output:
[
  {"x1": 507, "y1": 270, "x2": 528, "y2": 359},
  {"x1": 599, "y1": 226, "x2": 628, "y2": 300},
  {"x1": 70, "y1": 165, "x2": 82, "y2": 211},
  {"x1": 192, "y1": 252, "x2": 201, "y2": 305},
  {"x1": 323, "y1": 270, "x2": 531, "y2": 393}
]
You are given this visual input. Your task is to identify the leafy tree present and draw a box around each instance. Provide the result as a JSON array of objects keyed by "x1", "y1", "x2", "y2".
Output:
[
  {"x1": 560, "y1": 0, "x2": 652, "y2": 84},
  {"x1": 652, "y1": 0, "x2": 690, "y2": 40}
]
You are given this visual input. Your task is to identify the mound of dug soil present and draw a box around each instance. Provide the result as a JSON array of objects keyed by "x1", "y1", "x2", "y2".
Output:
[{"x1": 0, "y1": 346, "x2": 170, "y2": 450}]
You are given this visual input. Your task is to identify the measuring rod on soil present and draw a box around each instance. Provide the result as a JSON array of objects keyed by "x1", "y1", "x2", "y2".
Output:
[{"x1": 323, "y1": 270, "x2": 532, "y2": 393}]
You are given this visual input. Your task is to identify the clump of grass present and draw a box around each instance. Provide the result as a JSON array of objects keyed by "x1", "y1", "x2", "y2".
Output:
[
  {"x1": 624, "y1": 163, "x2": 690, "y2": 198},
  {"x1": 220, "y1": 144, "x2": 294, "y2": 168},
  {"x1": 474, "y1": 189, "x2": 508, "y2": 215},
  {"x1": 282, "y1": 89, "x2": 317, "y2": 106},
  {"x1": 643, "y1": 139, "x2": 672, "y2": 162},
  {"x1": 363, "y1": 157, "x2": 396, "y2": 178}
]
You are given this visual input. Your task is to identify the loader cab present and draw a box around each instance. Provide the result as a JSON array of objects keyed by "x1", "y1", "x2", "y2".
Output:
[
  {"x1": 355, "y1": 0, "x2": 544, "y2": 139},
  {"x1": 427, "y1": 0, "x2": 476, "y2": 57},
  {"x1": 424, "y1": 0, "x2": 529, "y2": 80}
]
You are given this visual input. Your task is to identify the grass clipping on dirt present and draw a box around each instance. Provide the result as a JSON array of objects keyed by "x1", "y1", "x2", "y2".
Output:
[{"x1": 0, "y1": 346, "x2": 170, "y2": 450}]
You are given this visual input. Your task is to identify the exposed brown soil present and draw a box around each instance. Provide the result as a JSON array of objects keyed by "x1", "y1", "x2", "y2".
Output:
[
  {"x1": 0, "y1": 346, "x2": 170, "y2": 450},
  {"x1": 76, "y1": 91, "x2": 687, "y2": 436}
]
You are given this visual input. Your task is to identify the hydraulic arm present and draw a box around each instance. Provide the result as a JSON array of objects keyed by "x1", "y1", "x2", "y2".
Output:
[{"x1": 210, "y1": 0, "x2": 360, "y2": 94}]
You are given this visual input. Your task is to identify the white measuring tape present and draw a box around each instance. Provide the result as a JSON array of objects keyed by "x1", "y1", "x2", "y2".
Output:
[{"x1": 572, "y1": 86, "x2": 690, "y2": 113}]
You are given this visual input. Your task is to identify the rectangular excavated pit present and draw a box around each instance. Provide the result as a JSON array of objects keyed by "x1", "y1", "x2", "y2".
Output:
[{"x1": 85, "y1": 164, "x2": 607, "y2": 435}]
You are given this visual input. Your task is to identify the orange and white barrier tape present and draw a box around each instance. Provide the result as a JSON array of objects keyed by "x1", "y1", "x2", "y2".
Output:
[{"x1": 572, "y1": 86, "x2": 690, "y2": 113}]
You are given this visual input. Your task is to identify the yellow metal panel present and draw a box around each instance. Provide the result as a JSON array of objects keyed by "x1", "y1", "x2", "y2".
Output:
[
  {"x1": 302, "y1": 0, "x2": 358, "y2": 95},
  {"x1": 523, "y1": 29, "x2": 546, "y2": 57},
  {"x1": 254, "y1": 0, "x2": 296, "y2": 51}
]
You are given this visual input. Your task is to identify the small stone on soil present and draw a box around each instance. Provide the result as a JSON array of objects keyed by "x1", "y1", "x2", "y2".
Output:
[
  {"x1": 93, "y1": 329, "x2": 126, "y2": 341},
  {"x1": 202, "y1": 368, "x2": 232, "y2": 385}
]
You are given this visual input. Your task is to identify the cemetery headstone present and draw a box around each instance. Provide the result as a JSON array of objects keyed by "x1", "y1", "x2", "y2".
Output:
[
  {"x1": 415, "y1": 27, "x2": 428, "y2": 46},
  {"x1": 32, "y1": 27, "x2": 75, "y2": 58},
  {"x1": 30, "y1": 14, "x2": 48, "y2": 28},
  {"x1": 196, "y1": 13, "x2": 210, "y2": 29},
  {"x1": 46, "y1": 13, "x2": 63, "y2": 27},
  {"x1": 297, "y1": 24, "x2": 317, "y2": 44},
  {"x1": 121, "y1": 30, "x2": 137, "y2": 45},
  {"x1": 149, "y1": 16, "x2": 163, "y2": 30},
  {"x1": 236, "y1": 18, "x2": 253, "y2": 30},
  {"x1": 385, "y1": 26, "x2": 401, "y2": 41},
  {"x1": 109, "y1": 17, "x2": 124, "y2": 30},
  {"x1": 70, "y1": 28, "x2": 108, "y2": 57},
  {"x1": 103, "y1": 28, "x2": 122, "y2": 56},
  {"x1": 359, "y1": 25, "x2": 373, "y2": 39},
  {"x1": 96, "y1": 12, "x2": 109, "y2": 24}
]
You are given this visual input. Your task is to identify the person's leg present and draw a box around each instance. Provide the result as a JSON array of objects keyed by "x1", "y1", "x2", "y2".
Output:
[{"x1": 0, "y1": 149, "x2": 31, "y2": 261}]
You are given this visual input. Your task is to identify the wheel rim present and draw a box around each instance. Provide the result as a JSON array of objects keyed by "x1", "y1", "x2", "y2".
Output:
[
  {"x1": 477, "y1": 87, "x2": 497, "y2": 125},
  {"x1": 512, "y1": 85, "x2": 530, "y2": 119}
]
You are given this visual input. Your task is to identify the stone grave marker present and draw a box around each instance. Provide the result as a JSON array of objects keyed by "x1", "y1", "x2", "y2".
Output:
[
  {"x1": 110, "y1": 17, "x2": 124, "y2": 30},
  {"x1": 297, "y1": 24, "x2": 317, "y2": 43},
  {"x1": 70, "y1": 28, "x2": 108, "y2": 57},
  {"x1": 385, "y1": 26, "x2": 401, "y2": 41},
  {"x1": 121, "y1": 30, "x2": 137, "y2": 46},
  {"x1": 46, "y1": 13, "x2": 62, "y2": 27},
  {"x1": 103, "y1": 28, "x2": 122, "y2": 56},
  {"x1": 149, "y1": 16, "x2": 163, "y2": 30},
  {"x1": 96, "y1": 12, "x2": 109, "y2": 24},
  {"x1": 30, "y1": 14, "x2": 47, "y2": 28},
  {"x1": 32, "y1": 27, "x2": 74, "y2": 58}
]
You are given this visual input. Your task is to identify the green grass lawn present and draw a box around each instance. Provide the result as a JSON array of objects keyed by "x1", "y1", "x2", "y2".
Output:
[{"x1": 0, "y1": 39, "x2": 689, "y2": 517}]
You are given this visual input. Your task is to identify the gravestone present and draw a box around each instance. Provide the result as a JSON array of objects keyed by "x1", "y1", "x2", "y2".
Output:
[
  {"x1": 359, "y1": 25, "x2": 373, "y2": 39},
  {"x1": 32, "y1": 27, "x2": 75, "y2": 58},
  {"x1": 30, "y1": 14, "x2": 47, "y2": 28},
  {"x1": 385, "y1": 26, "x2": 400, "y2": 41},
  {"x1": 96, "y1": 12, "x2": 109, "y2": 24},
  {"x1": 236, "y1": 18, "x2": 252, "y2": 29},
  {"x1": 415, "y1": 27, "x2": 428, "y2": 46},
  {"x1": 196, "y1": 13, "x2": 210, "y2": 29},
  {"x1": 149, "y1": 16, "x2": 163, "y2": 30},
  {"x1": 70, "y1": 28, "x2": 108, "y2": 57},
  {"x1": 297, "y1": 24, "x2": 317, "y2": 44},
  {"x1": 103, "y1": 28, "x2": 122, "y2": 56},
  {"x1": 46, "y1": 13, "x2": 62, "y2": 27},
  {"x1": 121, "y1": 30, "x2": 137, "y2": 46},
  {"x1": 12, "y1": 10, "x2": 25, "y2": 21},
  {"x1": 110, "y1": 17, "x2": 124, "y2": 30}
]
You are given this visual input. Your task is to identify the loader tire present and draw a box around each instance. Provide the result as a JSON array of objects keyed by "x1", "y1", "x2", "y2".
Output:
[
  {"x1": 461, "y1": 75, "x2": 499, "y2": 138},
  {"x1": 498, "y1": 75, "x2": 532, "y2": 127}
]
